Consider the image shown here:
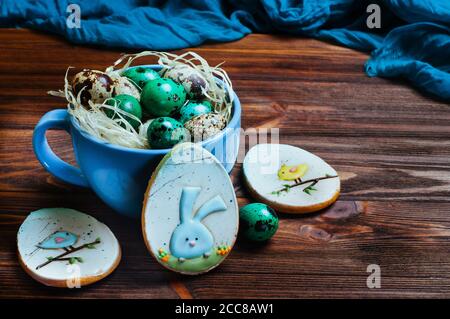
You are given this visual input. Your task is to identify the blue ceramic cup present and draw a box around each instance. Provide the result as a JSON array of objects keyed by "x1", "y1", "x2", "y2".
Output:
[{"x1": 33, "y1": 65, "x2": 241, "y2": 218}]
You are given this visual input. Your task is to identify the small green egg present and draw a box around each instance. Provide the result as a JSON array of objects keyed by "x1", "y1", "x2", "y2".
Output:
[
  {"x1": 141, "y1": 78, "x2": 187, "y2": 117},
  {"x1": 239, "y1": 203, "x2": 279, "y2": 242},
  {"x1": 179, "y1": 101, "x2": 212, "y2": 123},
  {"x1": 147, "y1": 117, "x2": 188, "y2": 149},
  {"x1": 104, "y1": 94, "x2": 142, "y2": 129},
  {"x1": 121, "y1": 67, "x2": 160, "y2": 89}
]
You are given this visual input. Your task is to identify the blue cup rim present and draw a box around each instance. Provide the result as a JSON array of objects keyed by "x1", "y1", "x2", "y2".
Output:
[{"x1": 69, "y1": 64, "x2": 241, "y2": 154}]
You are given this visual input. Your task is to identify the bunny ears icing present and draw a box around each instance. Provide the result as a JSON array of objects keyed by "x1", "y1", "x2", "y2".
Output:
[{"x1": 180, "y1": 187, "x2": 227, "y2": 223}]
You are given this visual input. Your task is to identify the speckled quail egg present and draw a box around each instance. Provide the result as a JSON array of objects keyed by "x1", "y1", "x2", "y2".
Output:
[
  {"x1": 147, "y1": 117, "x2": 188, "y2": 149},
  {"x1": 239, "y1": 203, "x2": 278, "y2": 242},
  {"x1": 179, "y1": 101, "x2": 212, "y2": 123},
  {"x1": 72, "y1": 70, "x2": 115, "y2": 106},
  {"x1": 141, "y1": 78, "x2": 187, "y2": 117},
  {"x1": 122, "y1": 66, "x2": 160, "y2": 89},
  {"x1": 112, "y1": 76, "x2": 140, "y2": 100},
  {"x1": 163, "y1": 64, "x2": 209, "y2": 100},
  {"x1": 104, "y1": 94, "x2": 142, "y2": 129},
  {"x1": 184, "y1": 112, "x2": 227, "y2": 142}
]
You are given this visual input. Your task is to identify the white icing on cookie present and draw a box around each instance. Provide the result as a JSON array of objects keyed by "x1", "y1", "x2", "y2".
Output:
[
  {"x1": 142, "y1": 142, "x2": 238, "y2": 275},
  {"x1": 17, "y1": 208, "x2": 121, "y2": 287},
  {"x1": 243, "y1": 144, "x2": 340, "y2": 214}
]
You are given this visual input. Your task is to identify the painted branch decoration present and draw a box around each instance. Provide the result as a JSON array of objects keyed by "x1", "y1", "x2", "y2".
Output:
[
  {"x1": 36, "y1": 238, "x2": 101, "y2": 270},
  {"x1": 271, "y1": 174, "x2": 339, "y2": 196}
]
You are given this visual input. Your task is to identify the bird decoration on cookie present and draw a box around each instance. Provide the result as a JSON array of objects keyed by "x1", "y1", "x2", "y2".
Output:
[
  {"x1": 273, "y1": 162, "x2": 338, "y2": 196},
  {"x1": 34, "y1": 230, "x2": 101, "y2": 270},
  {"x1": 278, "y1": 164, "x2": 308, "y2": 183},
  {"x1": 37, "y1": 231, "x2": 78, "y2": 250}
]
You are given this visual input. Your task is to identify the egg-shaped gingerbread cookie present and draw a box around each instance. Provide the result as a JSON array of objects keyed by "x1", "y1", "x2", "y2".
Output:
[
  {"x1": 243, "y1": 144, "x2": 340, "y2": 214},
  {"x1": 17, "y1": 208, "x2": 121, "y2": 288},
  {"x1": 142, "y1": 142, "x2": 238, "y2": 275}
]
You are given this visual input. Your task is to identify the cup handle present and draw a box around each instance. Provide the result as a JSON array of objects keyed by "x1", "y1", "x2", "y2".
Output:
[{"x1": 32, "y1": 109, "x2": 89, "y2": 188}]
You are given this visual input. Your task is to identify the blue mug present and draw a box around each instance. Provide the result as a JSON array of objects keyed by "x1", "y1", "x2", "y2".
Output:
[{"x1": 33, "y1": 65, "x2": 241, "y2": 218}]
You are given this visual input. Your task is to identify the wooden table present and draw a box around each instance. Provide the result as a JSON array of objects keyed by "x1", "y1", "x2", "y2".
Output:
[{"x1": 1, "y1": 29, "x2": 450, "y2": 299}]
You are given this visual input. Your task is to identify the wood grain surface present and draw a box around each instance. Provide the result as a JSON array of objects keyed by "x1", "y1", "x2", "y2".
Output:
[{"x1": 1, "y1": 29, "x2": 450, "y2": 299}]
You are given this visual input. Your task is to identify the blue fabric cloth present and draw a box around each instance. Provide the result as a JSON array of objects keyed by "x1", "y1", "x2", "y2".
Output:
[{"x1": 1, "y1": 0, "x2": 449, "y2": 101}]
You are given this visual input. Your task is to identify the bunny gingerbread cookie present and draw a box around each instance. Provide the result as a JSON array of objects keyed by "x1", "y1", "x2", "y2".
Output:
[{"x1": 142, "y1": 143, "x2": 238, "y2": 275}]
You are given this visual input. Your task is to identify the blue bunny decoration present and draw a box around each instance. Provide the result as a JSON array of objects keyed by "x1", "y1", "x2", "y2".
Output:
[{"x1": 170, "y1": 187, "x2": 227, "y2": 260}]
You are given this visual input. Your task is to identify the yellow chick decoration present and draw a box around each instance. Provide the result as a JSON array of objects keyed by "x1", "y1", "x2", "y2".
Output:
[{"x1": 278, "y1": 164, "x2": 308, "y2": 182}]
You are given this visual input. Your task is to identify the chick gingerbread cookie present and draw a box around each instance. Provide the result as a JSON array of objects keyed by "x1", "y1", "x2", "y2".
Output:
[
  {"x1": 17, "y1": 208, "x2": 121, "y2": 288},
  {"x1": 142, "y1": 142, "x2": 238, "y2": 275},
  {"x1": 243, "y1": 144, "x2": 340, "y2": 214}
]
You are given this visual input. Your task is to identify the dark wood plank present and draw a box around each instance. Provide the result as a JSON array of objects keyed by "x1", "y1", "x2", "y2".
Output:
[
  {"x1": 2, "y1": 192, "x2": 450, "y2": 298},
  {"x1": 166, "y1": 199, "x2": 450, "y2": 298},
  {"x1": 1, "y1": 29, "x2": 450, "y2": 298}
]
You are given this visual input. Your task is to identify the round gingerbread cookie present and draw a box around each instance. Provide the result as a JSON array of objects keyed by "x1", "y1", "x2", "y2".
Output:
[
  {"x1": 243, "y1": 144, "x2": 340, "y2": 214},
  {"x1": 142, "y1": 142, "x2": 238, "y2": 275},
  {"x1": 17, "y1": 208, "x2": 121, "y2": 288}
]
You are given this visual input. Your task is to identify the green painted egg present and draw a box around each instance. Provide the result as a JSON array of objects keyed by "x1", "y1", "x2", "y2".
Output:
[
  {"x1": 121, "y1": 67, "x2": 160, "y2": 89},
  {"x1": 179, "y1": 101, "x2": 212, "y2": 123},
  {"x1": 104, "y1": 94, "x2": 142, "y2": 129},
  {"x1": 147, "y1": 117, "x2": 188, "y2": 149},
  {"x1": 141, "y1": 78, "x2": 187, "y2": 117},
  {"x1": 239, "y1": 203, "x2": 279, "y2": 242}
]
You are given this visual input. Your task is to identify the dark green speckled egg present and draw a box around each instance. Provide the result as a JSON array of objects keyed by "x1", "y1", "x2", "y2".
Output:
[
  {"x1": 122, "y1": 66, "x2": 160, "y2": 89},
  {"x1": 147, "y1": 117, "x2": 188, "y2": 149},
  {"x1": 104, "y1": 94, "x2": 142, "y2": 129},
  {"x1": 179, "y1": 101, "x2": 212, "y2": 123},
  {"x1": 141, "y1": 78, "x2": 187, "y2": 117},
  {"x1": 239, "y1": 203, "x2": 279, "y2": 241}
]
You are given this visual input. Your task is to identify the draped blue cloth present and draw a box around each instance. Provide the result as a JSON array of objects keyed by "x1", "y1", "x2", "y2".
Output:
[{"x1": 1, "y1": 0, "x2": 449, "y2": 101}]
